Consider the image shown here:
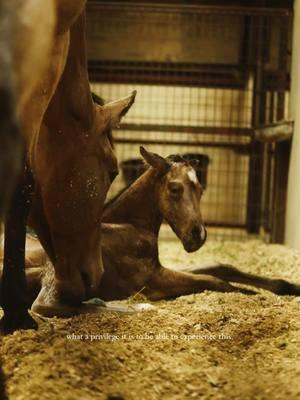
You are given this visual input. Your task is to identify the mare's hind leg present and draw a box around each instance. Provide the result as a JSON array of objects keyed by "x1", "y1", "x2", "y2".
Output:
[
  {"x1": 186, "y1": 263, "x2": 300, "y2": 296},
  {"x1": 0, "y1": 164, "x2": 37, "y2": 334},
  {"x1": 144, "y1": 266, "x2": 250, "y2": 301}
]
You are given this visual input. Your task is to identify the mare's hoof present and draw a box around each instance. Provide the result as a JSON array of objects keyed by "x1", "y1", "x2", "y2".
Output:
[
  {"x1": 0, "y1": 311, "x2": 38, "y2": 335},
  {"x1": 84, "y1": 298, "x2": 155, "y2": 313},
  {"x1": 84, "y1": 298, "x2": 107, "y2": 307},
  {"x1": 128, "y1": 303, "x2": 155, "y2": 312}
]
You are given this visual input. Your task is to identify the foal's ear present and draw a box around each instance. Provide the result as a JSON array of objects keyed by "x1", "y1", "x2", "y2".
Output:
[
  {"x1": 140, "y1": 146, "x2": 170, "y2": 172},
  {"x1": 103, "y1": 90, "x2": 137, "y2": 129},
  {"x1": 187, "y1": 159, "x2": 200, "y2": 172}
]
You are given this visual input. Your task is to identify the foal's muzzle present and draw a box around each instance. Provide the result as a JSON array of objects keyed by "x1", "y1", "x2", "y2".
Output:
[{"x1": 183, "y1": 225, "x2": 207, "y2": 253}]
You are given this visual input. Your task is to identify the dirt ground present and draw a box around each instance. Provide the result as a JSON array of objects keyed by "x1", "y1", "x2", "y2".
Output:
[{"x1": 1, "y1": 238, "x2": 300, "y2": 400}]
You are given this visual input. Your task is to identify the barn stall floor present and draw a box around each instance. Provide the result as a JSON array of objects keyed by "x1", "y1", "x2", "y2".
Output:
[{"x1": 1, "y1": 239, "x2": 300, "y2": 400}]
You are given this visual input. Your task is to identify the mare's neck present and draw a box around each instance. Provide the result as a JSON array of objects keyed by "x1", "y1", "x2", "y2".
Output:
[
  {"x1": 102, "y1": 168, "x2": 163, "y2": 235},
  {"x1": 45, "y1": 11, "x2": 94, "y2": 129}
]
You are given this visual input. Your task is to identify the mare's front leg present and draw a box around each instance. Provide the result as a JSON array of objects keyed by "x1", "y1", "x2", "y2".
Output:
[
  {"x1": 0, "y1": 164, "x2": 37, "y2": 334},
  {"x1": 145, "y1": 266, "x2": 247, "y2": 301}
]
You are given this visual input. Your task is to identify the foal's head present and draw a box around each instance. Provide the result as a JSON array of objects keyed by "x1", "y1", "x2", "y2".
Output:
[{"x1": 140, "y1": 147, "x2": 207, "y2": 252}]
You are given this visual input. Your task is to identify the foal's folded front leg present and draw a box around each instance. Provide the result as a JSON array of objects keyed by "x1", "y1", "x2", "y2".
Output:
[
  {"x1": 32, "y1": 290, "x2": 155, "y2": 317},
  {"x1": 31, "y1": 264, "x2": 155, "y2": 317}
]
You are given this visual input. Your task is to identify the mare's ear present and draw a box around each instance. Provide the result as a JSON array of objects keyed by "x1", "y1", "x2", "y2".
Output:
[
  {"x1": 103, "y1": 90, "x2": 137, "y2": 129},
  {"x1": 140, "y1": 146, "x2": 170, "y2": 172}
]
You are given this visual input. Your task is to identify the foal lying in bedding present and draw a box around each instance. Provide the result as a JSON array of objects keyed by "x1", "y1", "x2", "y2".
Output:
[{"x1": 1, "y1": 147, "x2": 299, "y2": 311}]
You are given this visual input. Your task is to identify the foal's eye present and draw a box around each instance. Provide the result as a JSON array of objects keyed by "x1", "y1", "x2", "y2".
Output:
[{"x1": 167, "y1": 181, "x2": 184, "y2": 196}]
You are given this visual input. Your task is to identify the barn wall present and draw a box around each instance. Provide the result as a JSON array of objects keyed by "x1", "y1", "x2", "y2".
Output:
[
  {"x1": 285, "y1": 0, "x2": 300, "y2": 249},
  {"x1": 91, "y1": 81, "x2": 251, "y2": 226},
  {"x1": 87, "y1": 3, "x2": 292, "y2": 240}
]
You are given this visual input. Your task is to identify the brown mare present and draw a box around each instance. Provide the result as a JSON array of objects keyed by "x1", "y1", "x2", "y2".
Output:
[
  {"x1": 0, "y1": 0, "x2": 56, "y2": 219},
  {"x1": 8, "y1": 147, "x2": 300, "y2": 308},
  {"x1": 0, "y1": 2, "x2": 137, "y2": 333}
]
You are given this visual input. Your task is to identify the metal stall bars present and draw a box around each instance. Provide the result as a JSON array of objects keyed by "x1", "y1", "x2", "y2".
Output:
[{"x1": 86, "y1": 1, "x2": 292, "y2": 242}]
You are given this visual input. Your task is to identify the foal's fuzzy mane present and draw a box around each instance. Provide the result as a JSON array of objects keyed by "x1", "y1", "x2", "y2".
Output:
[
  {"x1": 166, "y1": 154, "x2": 187, "y2": 164},
  {"x1": 104, "y1": 185, "x2": 130, "y2": 211}
]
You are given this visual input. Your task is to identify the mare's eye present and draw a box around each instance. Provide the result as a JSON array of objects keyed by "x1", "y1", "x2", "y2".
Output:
[{"x1": 167, "y1": 181, "x2": 184, "y2": 197}]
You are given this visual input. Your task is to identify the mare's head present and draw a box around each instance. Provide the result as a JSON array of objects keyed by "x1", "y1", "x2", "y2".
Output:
[
  {"x1": 34, "y1": 91, "x2": 136, "y2": 304},
  {"x1": 140, "y1": 147, "x2": 207, "y2": 252}
]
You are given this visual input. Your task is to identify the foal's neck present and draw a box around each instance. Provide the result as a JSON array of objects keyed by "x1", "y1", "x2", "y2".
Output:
[{"x1": 102, "y1": 168, "x2": 163, "y2": 234}]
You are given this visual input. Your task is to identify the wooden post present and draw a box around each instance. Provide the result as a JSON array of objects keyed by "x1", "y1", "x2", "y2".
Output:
[
  {"x1": 271, "y1": 16, "x2": 291, "y2": 243},
  {"x1": 246, "y1": 15, "x2": 266, "y2": 234}
]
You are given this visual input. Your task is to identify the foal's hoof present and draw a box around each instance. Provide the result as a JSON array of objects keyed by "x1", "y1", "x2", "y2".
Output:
[
  {"x1": 272, "y1": 280, "x2": 300, "y2": 296},
  {"x1": 0, "y1": 311, "x2": 38, "y2": 335},
  {"x1": 238, "y1": 287, "x2": 257, "y2": 295},
  {"x1": 84, "y1": 298, "x2": 155, "y2": 314}
]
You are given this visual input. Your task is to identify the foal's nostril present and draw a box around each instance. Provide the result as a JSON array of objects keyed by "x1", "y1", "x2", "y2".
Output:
[
  {"x1": 201, "y1": 226, "x2": 207, "y2": 243},
  {"x1": 191, "y1": 226, "x2": 200, "y2": 241}
]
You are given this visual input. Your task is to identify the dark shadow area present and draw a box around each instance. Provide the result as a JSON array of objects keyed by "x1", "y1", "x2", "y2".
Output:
[{"x1": 0, "y1": 359, "x2": 8, "y2": 400}]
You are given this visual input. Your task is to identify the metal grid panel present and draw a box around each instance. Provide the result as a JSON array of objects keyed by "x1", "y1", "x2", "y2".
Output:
[{"x1": 87, "y1": 2, "x2": 292, "y2": 241}]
